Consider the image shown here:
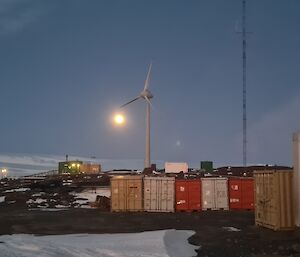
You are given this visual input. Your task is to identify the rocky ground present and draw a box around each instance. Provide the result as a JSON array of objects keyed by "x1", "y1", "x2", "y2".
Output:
[{"x1": 1, "y1": 175, "x2": 300, "y2": 257}]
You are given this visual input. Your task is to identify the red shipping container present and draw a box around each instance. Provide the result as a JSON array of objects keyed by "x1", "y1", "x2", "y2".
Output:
[
  {"x1": 229, "y1": 178, "x2": 254, "y2": 210},
  {"x1": 175, "y1": 179, "x2": 201, "y2": 211}
]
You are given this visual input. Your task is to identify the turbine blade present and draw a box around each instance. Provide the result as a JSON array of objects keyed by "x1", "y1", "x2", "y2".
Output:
[
  {"x1": 143, "y1": 62, "x2": 152, "y2": 90},
  {"x1": 144, "y1": 96, "x2": 152, "y2": 107},
  {"x1": 120, "y1": 96, "x2": 140, "y2": 108}
]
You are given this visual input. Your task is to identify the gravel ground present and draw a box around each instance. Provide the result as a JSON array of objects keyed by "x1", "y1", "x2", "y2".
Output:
[{"x1": 0, "y1": 207, "x2": 300, "y2": 257}]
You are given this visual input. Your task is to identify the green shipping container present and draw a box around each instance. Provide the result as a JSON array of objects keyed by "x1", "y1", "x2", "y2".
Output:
[{"x1": 201, "y1": 161, "x2": 213, "y2": 172}]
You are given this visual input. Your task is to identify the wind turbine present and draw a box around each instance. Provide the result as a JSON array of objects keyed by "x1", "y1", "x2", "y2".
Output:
[{"x1": 120, "y1": 63, "x2": 153, "y2": 169}]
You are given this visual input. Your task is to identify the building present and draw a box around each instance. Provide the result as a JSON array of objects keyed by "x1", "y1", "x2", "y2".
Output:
[{"x1": 58, "y1": 161, "x2": 101, "y2": 174}]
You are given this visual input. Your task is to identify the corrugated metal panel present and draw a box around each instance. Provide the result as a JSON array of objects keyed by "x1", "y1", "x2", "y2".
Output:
[
  {"x1": 215, "y1": 179, "x2": 229, "y2": 210},
  {"x1": 201, "y1": 178, "x2": 228, "y2": 210},
  {"x1": 254, "y1": 170, "x2": 294, "y2": 231},
  {"x1": 188, "y1": 180, "x2": 201, "y2": 210},
  {"x1": 144, "y1": 177, "x2": 175, "y2": 212},
  {"x1": 175, "y1": 180, "x2": 189, "y2": 210},
  {"x1": 242, "y1": 179, "x2": 254, "y2": 210},
  {"x1": 229, "y1": 178, "x2": 254, "y2": 210},
  {"x1": 175, "y1": 179, "x2": 201, "y2": 211},
  {"x1": 229, "y1": 179, "x2": 242, "y2": 209},
  {"x1": 111, "y1": 175, "x2": 143, "y2": 212}
]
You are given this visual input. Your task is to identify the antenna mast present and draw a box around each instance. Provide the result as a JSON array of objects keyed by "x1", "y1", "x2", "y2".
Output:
[{"x1": 242, "y1": 0, "x2": 247, "y2": 167}]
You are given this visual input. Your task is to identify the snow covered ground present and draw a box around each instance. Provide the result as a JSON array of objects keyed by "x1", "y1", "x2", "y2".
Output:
[{"x1": 0, "y1": 230, "x2": 199, "y2": 257}]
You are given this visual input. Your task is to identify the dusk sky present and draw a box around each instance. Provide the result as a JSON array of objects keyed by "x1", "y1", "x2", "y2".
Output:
[{"x1": 0, "y1": 0, "x2": 299, "y2": 168}]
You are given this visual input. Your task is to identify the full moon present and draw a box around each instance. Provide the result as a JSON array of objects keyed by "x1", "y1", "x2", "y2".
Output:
[{"x1": 114, "y1": 114, "x2": 125, "y2": 125}]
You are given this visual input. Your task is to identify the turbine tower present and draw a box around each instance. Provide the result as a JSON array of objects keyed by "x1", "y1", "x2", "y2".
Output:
[{"x1": 120, "y1": 64, "x2": 153, "y2": 169}]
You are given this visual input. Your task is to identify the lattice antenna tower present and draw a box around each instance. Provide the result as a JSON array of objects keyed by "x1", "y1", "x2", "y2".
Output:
[{"x1": 242, "y1": 0, "x2": 247, "y2": 167}]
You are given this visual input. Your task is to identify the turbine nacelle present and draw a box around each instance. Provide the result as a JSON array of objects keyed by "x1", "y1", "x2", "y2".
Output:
[{"x1": 140, "y1": 89, "x2": 153, "y2": 100}]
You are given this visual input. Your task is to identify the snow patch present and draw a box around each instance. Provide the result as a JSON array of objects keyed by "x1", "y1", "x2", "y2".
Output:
[
  {"x1": 4, "y1": 188, "x2": 31, "y2": 193},
  {"x1": 0, "y1": 196, "x2": 5, "y2": 203},
  {"x1": 71, "y1": 188, "x2": 110, "y2": 207},
  {"x1": 0, "y1": 230, "x2": 199, "y2": 257},
  {"x1": 222, "y1": 226, "x2": 241, "y2": 232},
  {"x1": 26, "y1": 198, "x2": 47, "y2": 204}
]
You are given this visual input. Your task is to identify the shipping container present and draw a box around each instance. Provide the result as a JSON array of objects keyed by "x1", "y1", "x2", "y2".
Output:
[
  {"x1": 175, "y1": 179, "x2": 201, "y2": 211},
  {"x1": 201, "y1": 161, "x2": 213, "y2": 172},
  {"x1": 201, "y1": 178, "x2": 229, "y2": 210},
  {"x1": 111, "y1": 175, "x2": 143, "y2": 212},
  {"x1": 254, "y1": 170, "x2": 294, "y2": 231},
  {"x1": 293, "y1": 132, "x2": 300, "y2": 227},
  {"x1": 229, "y1": 178, "x2": 254, "y2": 210},
  {"x1": 165, "y1": 162, "x2": 188, "y2": 173},
  {"x1": 144, "y1": 177, "x2": 175, "y2": 212}
]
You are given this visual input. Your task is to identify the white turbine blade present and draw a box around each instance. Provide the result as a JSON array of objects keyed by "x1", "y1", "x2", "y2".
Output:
[
  {"x1": 143, "y1": 62, "x2": 152, "y2": 91},
  {"x1": 120, "y1": 96, "x2": 140, "y2": 108},
  {"x1": 144, "y1": 96, "x2": 153, "y2": 108}
]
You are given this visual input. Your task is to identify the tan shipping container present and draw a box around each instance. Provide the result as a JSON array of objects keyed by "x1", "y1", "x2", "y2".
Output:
[
  {"x1": 201, "y1": 178, "x2": 229, "y2": 210},
  {"x1": 111, "y1": 175, "x2": 143, "y2": 212},
  {"x1": 144, "y1": 177, "x2": 175, "y2": 212},
  {"x1": 254, "y1": 170, "x2": 294, "y2": 231}
]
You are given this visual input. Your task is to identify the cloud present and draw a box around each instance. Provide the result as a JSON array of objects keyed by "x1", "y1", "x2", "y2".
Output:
[
  {"x1": 0, "y1": 0, "x2": 45, "y2": 34},
  {"x1": 247, "y1": 92, "x2": 300, "y2": 165}
]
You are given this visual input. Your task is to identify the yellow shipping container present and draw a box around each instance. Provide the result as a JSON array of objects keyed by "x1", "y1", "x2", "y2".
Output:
[
  {"x1": 110, "y1": 175, "x2": 143, "y2": 212},
  {"x1": 254, "y1": 170, "x2": 294, "y2": 231}
]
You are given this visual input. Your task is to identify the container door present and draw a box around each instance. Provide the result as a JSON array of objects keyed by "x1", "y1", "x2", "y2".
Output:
[
  {"x1": 201, "y1": 179, "x2": 215, "y2": 210},
  {"x1": 160, "y1": 179, "x2": 174, "y2": 212},
  {"x1": 188, "y1": 180, "x2": 201, "y2": 211},
  {"x1": 144, "y1": 178, "x2": 153, "y2": 211},
  {"x1": 215, "y1": 179, "x2": 229, "y2": 210},
  {"x1": 263, "y1": 173, "x2": 277, "y2": 227},
  {"x1": 150, "y1": 179, "x2": 159, "y2": 211},
  {"x1": 111, "y1": 179, "x2": 126, "y2": 211},
  {"x1": 166, "y1": 179, "x2": 175, "y2": 212},
  {"x1": 229, "y1": 179, "x2": 242, "y2": 210},
  {"x1": 241, "y1": 179, "x2": 254, "y2": 210},
  {"x1": 126, "y1": 179, "x2": 142, "y2": 211},
  {"x1": 175, "y1": 180, "x2": 188, "y2": 211},
  {"x1": 255, "y1": 173, "x2": 265, "y2": 224}
]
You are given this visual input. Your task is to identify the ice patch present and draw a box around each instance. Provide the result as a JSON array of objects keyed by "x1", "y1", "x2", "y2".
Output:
[
  {"x1": 222, "y1": 226, "x2": 241, "y2": 232},
  {"x1": 0, "y1": 230, "x2": 199, "y2": 257}
]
